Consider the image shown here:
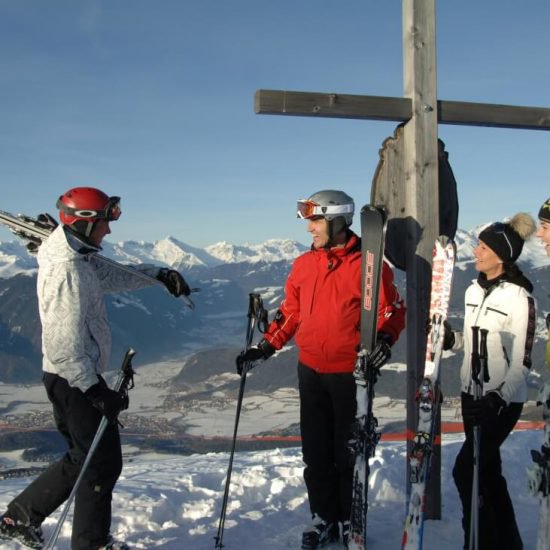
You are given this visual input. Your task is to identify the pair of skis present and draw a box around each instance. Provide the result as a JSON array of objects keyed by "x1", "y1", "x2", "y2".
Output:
[
  {"x1": 349, "y1": 205, "x2": 455, "y2": 549},
  {"x1": 0, "y1": 210, "x2": 196, "y2": 308}
]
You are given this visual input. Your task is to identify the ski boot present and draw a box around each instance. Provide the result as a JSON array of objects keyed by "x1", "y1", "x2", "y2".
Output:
[
  {"x1": 301, "y1": 514, "x2": 339, "y2": 549},
  {"x1": 0, "y1": 513, "x2": 44, "y2": 549},
  {"x1": 342, "y1": 520, "x2": 351, "y2": 549},
  {"x1": 100, "y1": 535, "x2": 131, "y2": 549}
]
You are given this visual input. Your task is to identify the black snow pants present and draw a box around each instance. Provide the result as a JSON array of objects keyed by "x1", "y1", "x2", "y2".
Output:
[
  {"x1": 453, "y1": 392, "x2": 523, "y2": 550},
  {"x1": 298, "y1": 362, "x2": 357, "y2": 524},
  {"x1": 7, "y1": 373, "x2": 123, "y2": 550}
]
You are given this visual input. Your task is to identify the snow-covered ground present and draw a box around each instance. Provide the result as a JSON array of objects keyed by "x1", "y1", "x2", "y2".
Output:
[
  {"x1": 0, "y1": 430, "x2": 544, "y2": 549},
  {"x1": 0, "y1": 357, "x2": 546, "y2": 548}
]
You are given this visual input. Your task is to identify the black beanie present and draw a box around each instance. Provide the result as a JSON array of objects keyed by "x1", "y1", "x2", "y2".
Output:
[
  {"x1": 478, "y1": 212, "x2": 536, "y2": 264},
  {"x1": 538, "y1": 197, "x2": 550, "y2": 222},
  {"x1": 478, "y1": 223, "x2": 524, "y2": 263}
]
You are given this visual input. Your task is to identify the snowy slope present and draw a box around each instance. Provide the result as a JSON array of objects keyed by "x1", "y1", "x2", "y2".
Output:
[{"x1": 0, "y1": 430, "x2": 543, "y2": 549}]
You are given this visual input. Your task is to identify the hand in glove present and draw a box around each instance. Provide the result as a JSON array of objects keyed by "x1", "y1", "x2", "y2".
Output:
[
  {"x1": 85, "y1": 382, "x2": 129, "y2": 425},
  {"x1": 442, "y1": 320, "x2": 455, "y2": 351},
  {"x1": 236, "y1": 339, "x2": 276, "y2": 375},
  {"x1": 462, "y1": 391, "x2": 506, "y2": 426},
  {"x1": 425, "y1": 317, "x2": 455, "y2": 351},
  {"x1": 157, "y1": 268, "x2": 191, "y2": 297},
  {"x1": 368, "y1": 332, "x2": 393, "y2": 370}
]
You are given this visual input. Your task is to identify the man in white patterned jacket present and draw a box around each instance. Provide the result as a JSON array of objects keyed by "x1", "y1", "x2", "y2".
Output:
[{"x1": 0, "y1": 187, "x2": 190, "y2": 550}]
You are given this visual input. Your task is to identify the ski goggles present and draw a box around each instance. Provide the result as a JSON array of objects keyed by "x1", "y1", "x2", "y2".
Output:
[
  {"x1": 57, "y1": 196, "x2": 122, "y2": 221},
  {"x1": 539, "y1": 198, "x2": 550, "y2": 222},
  {"x1": 296, "y1": 199, "x2": 354, "y2": 219}
]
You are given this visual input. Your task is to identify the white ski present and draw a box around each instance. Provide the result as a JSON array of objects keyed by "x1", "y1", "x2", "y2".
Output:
[{"x1": 401, "y1": 238, "x2": 455, "y2": 550}]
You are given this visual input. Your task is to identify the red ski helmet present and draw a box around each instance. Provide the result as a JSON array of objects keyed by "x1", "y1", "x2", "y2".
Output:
[{"x1": 56, "y1": 187, "x2": 121, "y2": 237}]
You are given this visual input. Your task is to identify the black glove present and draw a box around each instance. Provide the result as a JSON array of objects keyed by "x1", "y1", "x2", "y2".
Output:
[
  {"x1": 85, "y1": 382, "x2": 129, "y2": 425},
  {"x1": 462, "y1": 391, "x2": 506, "y2": 426},
  {"x1": 157, "y1": 268, "x2": 191, "y2": 297},
  {"x1": 236, "y1": 339, "x2": 276, "y2": 375},
  {"x1": 442, "y1": 320, "x2": 455, "y2": 351},
  {"x1": 368, "y1": 332, "x2": 393, "y2": 370}
]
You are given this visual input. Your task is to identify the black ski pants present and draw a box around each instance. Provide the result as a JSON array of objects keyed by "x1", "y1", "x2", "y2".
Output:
[
  {"x1": 298, "y1": 362, "x2": 356, "y2": 524},
  {"x1": 453, "y1": 392, "x2": 523, "y2": 550},
  {"x1": 7, "y1": 373, "x2": 123, "y2": 550}
]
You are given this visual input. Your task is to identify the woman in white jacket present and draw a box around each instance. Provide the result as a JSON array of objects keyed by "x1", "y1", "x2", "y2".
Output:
[{"x1": 446, "y1": 212, "x2": 537, "y2": 550}]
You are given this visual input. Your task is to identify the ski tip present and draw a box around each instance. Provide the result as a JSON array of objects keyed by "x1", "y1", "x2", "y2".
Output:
[{"x1": 183, "y1": 295, "x2": 196, "y2": 310}]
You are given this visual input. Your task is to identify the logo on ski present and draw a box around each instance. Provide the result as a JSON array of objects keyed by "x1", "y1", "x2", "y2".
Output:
[{"x1": 363, "y1": 251, "x2": 375, "y2": 311}]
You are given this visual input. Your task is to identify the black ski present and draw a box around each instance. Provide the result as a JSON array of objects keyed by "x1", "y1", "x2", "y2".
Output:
[{"x1": 348, "y1": 205, "x2": 388, "y2": 550}]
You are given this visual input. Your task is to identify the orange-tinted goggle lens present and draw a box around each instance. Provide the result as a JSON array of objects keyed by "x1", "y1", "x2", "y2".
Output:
[
  {"x1": 297, "y1": 200, "x2": 319, "y2": 219},
  {"x1": 107, "y1": 198, "x2": 121, "y2": 221}
]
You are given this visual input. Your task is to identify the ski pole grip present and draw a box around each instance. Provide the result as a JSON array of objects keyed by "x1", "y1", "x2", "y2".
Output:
[
  {"x1": 116, "y1": 348, "x2": 137, "y2": 394},
  {"x1": 121, "y1": 348, "x2": 136, "y2": 377},
  {"x1": 122, "y1": 347, "x2": 136, "y2": 366},
  {"x1": 248, "y1": 293, "x2": 263, "y2": 320},
  {"x1": 479, "y1": 328, "x2": 490, "y2": 383},
  {"x1": 471, "y1": 326, "x2": 481, "y2": 383}
]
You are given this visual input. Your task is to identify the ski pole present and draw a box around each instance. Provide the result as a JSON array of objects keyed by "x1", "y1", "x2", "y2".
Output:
[
  {"x1": 214, "y1": 293, "x2": 267, "y2": 549},
  {"x1": 468, "y1": 326, "x2": 483, "y2": 550},
  {"x1": 44, "y1": 348, "x2": 137, "y2": 550}
]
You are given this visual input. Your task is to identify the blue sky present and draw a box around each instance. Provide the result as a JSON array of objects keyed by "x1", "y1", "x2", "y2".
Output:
[{"x1": 0, "y1": 0, "x2": 549, "y2": 247}]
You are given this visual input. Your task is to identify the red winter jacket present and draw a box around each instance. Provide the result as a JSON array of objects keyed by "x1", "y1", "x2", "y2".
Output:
[{"x1": 263, "y1": 232, "x2": 406, "y2": 374}]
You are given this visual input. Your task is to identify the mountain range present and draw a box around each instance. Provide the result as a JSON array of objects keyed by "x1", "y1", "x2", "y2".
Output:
[{"x1": 0, "y1": 229, "x2": 549, "y2": 394}]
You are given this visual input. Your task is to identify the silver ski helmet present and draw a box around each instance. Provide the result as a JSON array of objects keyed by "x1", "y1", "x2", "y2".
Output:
[{"x1": 297, "y1": 189, "x2": 354, "y2": 239}]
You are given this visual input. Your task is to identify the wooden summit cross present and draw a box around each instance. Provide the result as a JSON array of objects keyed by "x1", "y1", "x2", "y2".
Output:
[{"x1": 254, "y1": 0, "x2": 550, "y2": 520}]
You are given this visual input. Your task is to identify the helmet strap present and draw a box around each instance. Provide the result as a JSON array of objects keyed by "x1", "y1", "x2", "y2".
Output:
[
  {"x1": 84, "y1": 221, "x2": 94, "y2": 238},
  {"x1": 71, "y1": 220, "x2": 95, "y2": 239},
  {"x1": 325, "y1": 218, "x2": 349, "y2": 248}
]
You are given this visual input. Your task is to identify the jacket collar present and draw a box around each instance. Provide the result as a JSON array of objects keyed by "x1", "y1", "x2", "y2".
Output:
[
  {"x1": 309, "y1": 231, "x2": 360, "y2": 256},
  {"x1": 311, "y1": 232, "x2": 360, "y2": 270}
]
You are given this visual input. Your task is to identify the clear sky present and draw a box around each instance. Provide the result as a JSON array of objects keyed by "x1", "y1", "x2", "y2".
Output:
[{"x1": 0, "y1": 0, "x2": 549, "y2": 247}]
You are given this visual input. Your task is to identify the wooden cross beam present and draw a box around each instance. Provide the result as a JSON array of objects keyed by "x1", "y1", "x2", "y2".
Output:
[
  {"x1": 255, "y1": 90, "x2": 550, "y2": 130},
  {"x1": 254, "y1": 0, "x2": 550, "y2": 523}
]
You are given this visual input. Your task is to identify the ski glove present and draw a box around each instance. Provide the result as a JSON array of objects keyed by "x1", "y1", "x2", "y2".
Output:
[
  {"x1": 157, "y1": 268, "x2": 191, "y2": 297},
  {"x1": 85, "y1": 381, "x2": 129, "y2": 425},
  {"x1": 236, "y1": 339, "x2": 276, "y2": 375},
  {"x1": 368, "y1": 332, "x2": 393, "y2": 370},
  {"x1": 462, "y1": 391, "x2": 506, "y2": 426},
  {"x1": 442, "y1": 320, "x2": 455, "y2": 351}
]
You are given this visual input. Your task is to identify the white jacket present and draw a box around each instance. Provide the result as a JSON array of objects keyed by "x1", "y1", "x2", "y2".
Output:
[
  {"x1": 454, "y1": 276, "x2": 536, "y2": 404},
  {"x1": 37, "y1": 225, "x2": 160, "y2": 392}
]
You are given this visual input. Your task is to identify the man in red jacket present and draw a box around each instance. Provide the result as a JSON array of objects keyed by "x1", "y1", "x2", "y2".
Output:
[{"x1": 237, "y1": 190, "x2": 406, "y2": 549}]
